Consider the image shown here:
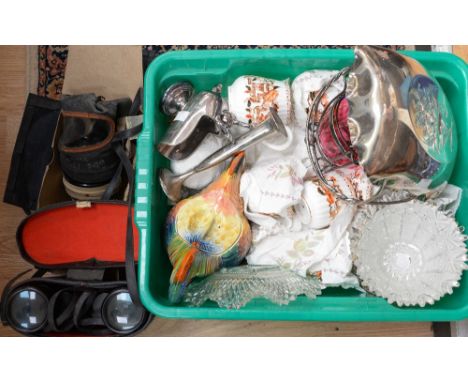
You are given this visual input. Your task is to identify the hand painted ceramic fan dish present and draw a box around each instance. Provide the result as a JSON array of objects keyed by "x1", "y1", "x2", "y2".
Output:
[
  {"x1": 165, "y1": 153, "x2": 252, "y2": 304},
  {"x1": 352, "y1": 201, "x2": 467, "y2": 307},
  {"x1": 184, "y1": 265, "x2": 322, "y2": 309},
  {"x1": 306, "y1": 45, "x2": 458, "y2": 203}
]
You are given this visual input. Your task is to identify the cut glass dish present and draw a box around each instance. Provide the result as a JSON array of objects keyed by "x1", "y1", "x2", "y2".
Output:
[
  {"x1": 184, "y1": 265, "x2": 321, "y2": 309},
  {"x1": 352, "y1": 201, "x2": 467, "y2": 307}
]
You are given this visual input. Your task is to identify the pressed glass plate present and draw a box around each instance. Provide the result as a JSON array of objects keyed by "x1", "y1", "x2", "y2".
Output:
[
  {"x1": 353, "y1": 201, "x2": 468, "y2": 307},
  {"x1": 184, "y1": 265, "x2": 321, "y2": 309}
]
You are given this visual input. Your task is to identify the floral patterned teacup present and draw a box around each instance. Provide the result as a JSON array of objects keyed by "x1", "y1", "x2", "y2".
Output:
[
  {"x1": 296, "y1": 180, "x2": 339, "y2": 230},
  {"x1": 296, "y1": 165, "x2": 377, "y2": 230},
  {"x1": 228, "y1": 75, "x2": 293, "y2": 151}
]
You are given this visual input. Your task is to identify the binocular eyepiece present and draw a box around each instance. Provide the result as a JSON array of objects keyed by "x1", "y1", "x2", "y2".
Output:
[{"x1": 3, "y1": 283, "x2": 149, "y2": 336}]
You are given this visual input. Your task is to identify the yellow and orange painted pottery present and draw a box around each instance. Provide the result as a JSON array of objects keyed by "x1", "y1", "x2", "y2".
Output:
[{"x1": 165, "y1": 152, "x2": 252, "y2": 303}]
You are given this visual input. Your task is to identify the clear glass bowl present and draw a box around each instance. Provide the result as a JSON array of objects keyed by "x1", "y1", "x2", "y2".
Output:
[
  {"x1": 352, "y1": 201, "x2": 467, "y2": 307},
  {"x1": 184, "y1": 265, "x2": 321, "y2": 309}
]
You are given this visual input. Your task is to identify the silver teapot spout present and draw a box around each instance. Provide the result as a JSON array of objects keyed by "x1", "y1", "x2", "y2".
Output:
[
  {"x1": 159, "y1": 108, "x2": 287, "y2": 203},
  {"x1": 158, "y1": 82, "x2": 224, "y2": 160}
]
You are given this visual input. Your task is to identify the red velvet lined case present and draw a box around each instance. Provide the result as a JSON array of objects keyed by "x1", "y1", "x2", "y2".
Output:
[{"x1": 17, "y1": 201, "x2": 138, "y2": 268}]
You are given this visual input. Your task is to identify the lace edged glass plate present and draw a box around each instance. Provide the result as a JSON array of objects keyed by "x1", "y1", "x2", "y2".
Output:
[
  {"x1": 184, "y1": 265, "x2": 322, "y2": 309},
  {"x1": 352, "y1": 201, "x2": 468, "y2": 307}
]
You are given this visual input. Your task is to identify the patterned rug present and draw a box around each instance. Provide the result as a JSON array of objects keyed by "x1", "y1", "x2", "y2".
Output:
[
  {"x1": 37, "y1": 45, "x2": 408, "y2": 99},
  {"x1": 142, "y1": 45, "x2": 406, "y2": 72},
  {"x1": 37, "y1": 45, "x2": 68, "y2": 100}
]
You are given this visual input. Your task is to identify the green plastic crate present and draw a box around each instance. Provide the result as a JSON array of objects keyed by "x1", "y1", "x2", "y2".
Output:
[{"x1": 136, "y1": 49, "x2": 468, "y2": 321}]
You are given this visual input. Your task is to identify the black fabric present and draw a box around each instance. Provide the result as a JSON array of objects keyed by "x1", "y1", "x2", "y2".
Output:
[
  {"x1": 128, "y1": 88, "x2": 143, "y2": 116},
  {"x1": 101, "y1": 163, "x2": 123, "y2": 200},
  {"x1": 73, "y1": 291, "x2": 112, "y2": 335},
  {"x1": 123, "y1": 148, "x2": 140, "y2": 305},
  {"x1": 101, "y1": 122, "x2": 142, "y2": 200},
  {"x1": 73, "y1": 291, "x2": 95, "y2": 328},
  {"x1": 111, "y1": 131, "x2": 142, "y2": 306},
  {"x1": 61, "y1": 93, "x2": 131, "y2": 120},
  {"x1": 104, "y1": 121, "x2": 144, "y2": 307},
  {"x1": 3, "y1": 94, "x2": 61, "y2": 214},
  {"x1": 47, "y1": 289, "x2": 76, "y2": 332}
]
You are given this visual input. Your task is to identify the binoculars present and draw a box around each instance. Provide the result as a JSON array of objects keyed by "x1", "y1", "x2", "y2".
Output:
[{"x1": 1, "y1": 280, "x2": 150, "y2": 336}]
